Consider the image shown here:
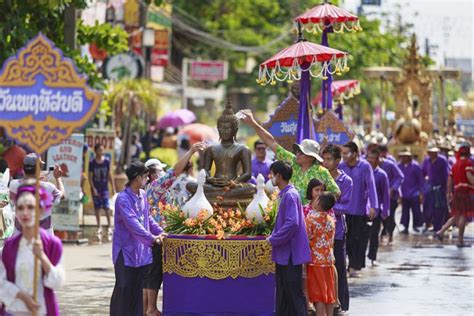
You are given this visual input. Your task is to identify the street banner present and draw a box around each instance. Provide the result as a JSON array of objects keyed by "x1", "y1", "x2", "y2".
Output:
[
  {"x1": 0, "y1": 33, "x2": 101, "y2": 153},
  {"x1": 315, "y1": 111, "x2": 353, "y2": 146},
  {"x1": 190, "y1": 60, "x2": 228, "y2": 81},
  {"x1": 263, "y1": 96, "x2": 316, "y2": 152},
  {"x1": 47, "y1": 134, "x2": 84, "y2": 201}
]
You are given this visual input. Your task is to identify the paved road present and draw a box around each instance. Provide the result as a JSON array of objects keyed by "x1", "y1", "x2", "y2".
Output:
[{"x1": 57, "y1": 228, "x2": 473, "y2": 315}]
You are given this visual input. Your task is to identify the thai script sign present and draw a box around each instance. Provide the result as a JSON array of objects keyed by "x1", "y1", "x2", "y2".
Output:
[
  {"x1": 190, "y1": 60, "x2": 228, "y2": 81},
  {"x1": 0, "y1": 33, "x2": 101, "y2": 154},
  {"x1": 263, "y1": 96, "x2": 317, "y2": 152},
  {"x1": 315, "y1": 111, "x2": 353, "y2": 147}
]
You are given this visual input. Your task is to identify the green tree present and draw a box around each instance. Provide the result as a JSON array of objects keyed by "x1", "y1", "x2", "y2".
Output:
[
  {"x1": 171, "y1": 0, "x2": 419, "y2": 115},
  {"x1": 0, "y1": 0, "x2": 128, "y2": 90}
]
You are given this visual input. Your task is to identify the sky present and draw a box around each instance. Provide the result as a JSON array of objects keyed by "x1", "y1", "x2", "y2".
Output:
[{"x1": 342, "y1": 0, "x2": 473, "y2": 68}]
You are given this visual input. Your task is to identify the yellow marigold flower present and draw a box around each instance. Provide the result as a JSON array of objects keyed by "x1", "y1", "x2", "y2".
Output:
[
  {"x1": 236, "y1": 210, "x2": 242, "y2": 217},
  {"x1": 264, "y1": 215, "x2": 270, "y2": 222},
  {"x1": 179, "y1": 212, "x2": 185, "y2": 218}
]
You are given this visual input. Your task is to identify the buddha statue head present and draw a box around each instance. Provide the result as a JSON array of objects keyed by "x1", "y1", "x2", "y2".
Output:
[{"x1": 217, "y1": 99, "x2": 239, "y2": 142}]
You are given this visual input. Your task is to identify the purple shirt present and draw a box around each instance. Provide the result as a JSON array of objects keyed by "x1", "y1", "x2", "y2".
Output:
[
  {"x1": 268, "y1": 184, "x2": 311, "y2": 265},
  {"x1": 333, "y1": 171, "x2": 353, "y2": 240},
  {"x1": 398, "y1": 160, "x2": 424, "y2": 198},
  {"x1": 379, "y1": 158, "x2": 404, "y2": 200},
  {"x1": 373, "y1": 167, "x2": 390, "y2": 218},
  {"x1": 112, "y1": 187, "x2": 163, "y2": 268},
  {"x1": 251, "y1": 157, "x2": 272, "y2": 182},
  {"x1": 339, "y1": 159, "x2": 378, "y2": 216},
  {"x1": 90, "y1": 158, "x2": 110, "y2": 195},
  {"x1": 422, "y1": 155, "x2": 449, "y2": 190}
]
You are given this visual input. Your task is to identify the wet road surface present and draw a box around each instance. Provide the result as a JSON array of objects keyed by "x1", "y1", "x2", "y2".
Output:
[{"x1": 57, "y1": 226, "x2": 473, "y2": 315}]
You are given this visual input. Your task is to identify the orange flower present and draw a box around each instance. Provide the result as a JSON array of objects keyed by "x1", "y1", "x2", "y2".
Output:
[
  {"x1": 197, "y1": 210, "x2": 209, "y2": 222},
  {"x1": 264, "y1": 215, "x2": 270, "y2": 222},
  {"x1": 184, "y1": 218, "x2": 197, "y2": 227},
  {"x1": 216, "y1": 229, "x2": 225, "y2": 239},
  {"x1": 236, "y1": 210, "x2": 242, "y2": 217},
  {"x1": 222, "y1": 212, "x2": 228, "y2": 219},
  {"x1": 179, "y1": 212, "x2": 185, "y2": 218}
]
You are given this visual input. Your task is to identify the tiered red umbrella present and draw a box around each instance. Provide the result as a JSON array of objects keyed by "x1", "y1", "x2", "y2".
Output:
[
  {"x1": 294, "y1": 1, "x2": 360, "y2": 112},
  {"x1": 295, "y1": 2, "x2": 361, "y2": 34},
  {"x1": 312, "y1": 80, "x2": 360, "y2": 105},
  {"x1": 257, "y1": 26, "x2": 349, "y2": 143}
]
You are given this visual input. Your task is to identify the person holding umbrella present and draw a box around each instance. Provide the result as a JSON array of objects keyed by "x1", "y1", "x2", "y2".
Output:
[{"x1": 240, "y1": 110, "x2": 340, "y2": 204}]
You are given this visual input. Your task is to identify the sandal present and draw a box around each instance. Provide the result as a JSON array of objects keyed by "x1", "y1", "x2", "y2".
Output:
[
  {"x1": 434, "y1": 232, "x2": 443, "y2": 242},
  {"x1": 456, "y1": 243, "x2": 471, "y2": 248}
]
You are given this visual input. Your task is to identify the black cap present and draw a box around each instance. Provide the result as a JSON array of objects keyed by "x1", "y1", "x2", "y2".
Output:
[{"x1": 125, "y1": 161, "x2": 147, "y2": 182}]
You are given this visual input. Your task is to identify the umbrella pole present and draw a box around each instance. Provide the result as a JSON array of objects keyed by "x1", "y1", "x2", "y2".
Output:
[{"x1": 32, "y1": 157, "x2": 41, "y2": 316}]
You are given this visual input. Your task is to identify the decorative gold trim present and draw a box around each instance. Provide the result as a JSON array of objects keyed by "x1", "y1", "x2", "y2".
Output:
[
  {"x1": 0, "y1": 33, "x2": 101, "y2": 154},
  {"x1": 163, "y1": 238, "x2": 274, "y2": 280}
]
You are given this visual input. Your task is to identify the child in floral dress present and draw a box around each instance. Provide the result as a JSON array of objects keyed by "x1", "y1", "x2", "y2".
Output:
[{"x1": 305, "y1": 191, "x2": 337, "y2": 316}]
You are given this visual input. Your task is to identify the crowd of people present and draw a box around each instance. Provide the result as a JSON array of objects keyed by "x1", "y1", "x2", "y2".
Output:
[{"x1": 0, "y1": 110, "x2": 472, "y2": 316}]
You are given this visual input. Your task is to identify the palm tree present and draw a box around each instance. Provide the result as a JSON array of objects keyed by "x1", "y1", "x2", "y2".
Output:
[{"x1": 105, "y1": 79, "x2": 161, "y2": 172}]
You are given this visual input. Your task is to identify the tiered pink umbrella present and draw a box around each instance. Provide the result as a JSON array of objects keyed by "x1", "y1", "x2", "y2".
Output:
[
  {"x1": 312, "y1": 80, "x2": 360, "y2": 105},
  {"x1": 257, "y1": 25, "x2": 349, "y2": 143},
  {"x1": 295, "y1": 1, "x2": 360, "y2": 112},
  {"x1": 295, "y1": 2, "x2": 361, "y2": 34}
]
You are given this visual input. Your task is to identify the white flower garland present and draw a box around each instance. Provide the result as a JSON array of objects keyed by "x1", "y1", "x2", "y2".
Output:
[{"x1": 257, "y1": 54, "x2": 349, "y2": 86}]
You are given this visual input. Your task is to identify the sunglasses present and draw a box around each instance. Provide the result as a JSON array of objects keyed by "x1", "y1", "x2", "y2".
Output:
[
  {"x1": 17, "y1": 204, "x2": 35, "y2": 211},
  {"x1": 256, "y1": 147, "x2": 266, "y2": 151}
]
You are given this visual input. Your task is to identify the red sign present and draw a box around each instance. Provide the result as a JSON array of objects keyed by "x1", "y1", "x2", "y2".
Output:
[
  {"x1": 129, "y1": 28, "x2": 169, "y2": 66},
  {"x1": 190, "y1": 60, "x2": 228, "y2": 81}
]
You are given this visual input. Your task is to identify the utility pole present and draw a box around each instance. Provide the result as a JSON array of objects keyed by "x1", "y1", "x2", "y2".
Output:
[{"x1": 64, "y1": 5, "x2": 77, "y2": 50}]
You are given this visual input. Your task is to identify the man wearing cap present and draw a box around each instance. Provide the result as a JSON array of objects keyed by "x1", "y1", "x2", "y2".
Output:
[
  {"x1": 339, "y1": 141, "x2": 378, "y2": 277},
  {"x1": 398, "y1": 148, "x2": 424, "y2": 234},
  {"x1": 9, "y1": 153, "x2": 65, "y2": 234},
  {"x1": 422, "y1": 144, "x2": 450, "y2": 232},
  {"x1": 241, "y1": 110, "x2": 340, "y2": 203},
  {"x1": 110, "y1": 161, "x2": 166, "y2": 316}
]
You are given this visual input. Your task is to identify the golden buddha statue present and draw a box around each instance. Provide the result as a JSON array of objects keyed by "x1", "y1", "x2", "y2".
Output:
[{"x1": 187, "y1": 101, "x2": 256, "y2": 207}]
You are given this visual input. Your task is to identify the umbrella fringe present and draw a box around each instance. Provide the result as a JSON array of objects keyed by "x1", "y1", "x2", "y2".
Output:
[{"x1": 257, "y1": 55, "x2": 348, "y2": 86}]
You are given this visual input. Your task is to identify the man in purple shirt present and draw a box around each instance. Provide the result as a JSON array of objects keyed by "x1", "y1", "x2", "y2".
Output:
[
  {"x1": 378, "y1": 144, "x2": 396, "y2": 162},
  {"x1": 250, "y1": 139, "x2": 273, "y2": 183},
  {"x1": 267, "y1": 160, "x2": 311, "y2": 316},
  {"x1": 110, "y1": 161, "x2": 166, "y2": 316},
  {"x1": 398, "y1": 148, "x2": 424, "y2": 234},
  {"x1": 422, "y1": 145, "x2": 449, "y2": 231},
  {"x1": 366, "y1": 149, "x2": 390, "y2": 266},
  {"x1": 378, "y1": 146, "x2": 405, "y2": 244},
  {"x1": 322, "y1": 144, "x2": 353, "y2": 313},
  {"x1": 339, "y1": 141, "x2": 378, "y2": 277}
]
